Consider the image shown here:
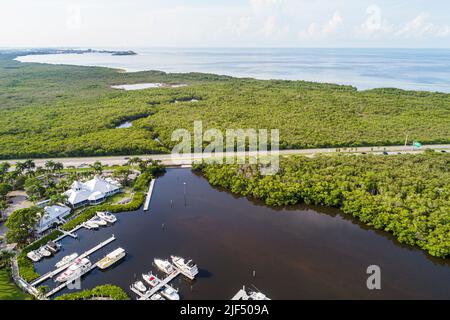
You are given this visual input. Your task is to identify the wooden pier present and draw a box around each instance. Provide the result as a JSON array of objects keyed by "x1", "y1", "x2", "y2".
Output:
[
  {"x1": 132, "y1": 270, "x2": 180, "y2": 300},
  {"x1": 143, "y1": 179, "x2": 155, "y2": 211},
  {"x1": 45, "y1": 263, "x2": 98, "y2": 298},
  {"x1": 31, "y1": 235, "x2": 116, "y2": 287}
]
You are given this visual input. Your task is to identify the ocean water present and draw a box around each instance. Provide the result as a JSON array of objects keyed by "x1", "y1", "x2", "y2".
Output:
[{"x1": 16, "y1": 48, "x2": 450, "y2": 93}]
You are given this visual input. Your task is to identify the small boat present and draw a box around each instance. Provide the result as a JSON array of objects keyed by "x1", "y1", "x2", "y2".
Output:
[
  {"x1": 46, "y1": 241, "x2": 61, "y2": 253},
  {"x1": 55, "y1": 253, "x2": 79, "y2": 268},
  {"x1": 38, "y1": 247, "x2": 52, "y2": 257},
  {"x1": 171, "y1": 255, "x2": 199, "y2": 280},
  {"x1": 150, "y1": 294, "x2": 165, "y2": 301},
  {"x1": 97, "y1": 211, "x2": 117, "y2": 224},
  {"x1": 91, "y1": 217, "x2": 107, "y2": 227},
  {"x1": 160, "y1": 286, "x2": 180, "y2": 300},
  {"x1": 154, "y1": 258, "x2": 174, "y2": 275},
  {"x1": 96, "y1": 248, "x2": 126, "y2": 269},
  {"x1": 248, "y1": 290, "x2": 270, "y2": 300},
  {"x1": 56, "y1": 258, "x2": 91, "y2": 282},
  {"x1": 27, "y1": 251, "x2": 42, "y2": 262},
  {"x1": 83, "y1": 220, "x2": 99, "y2": 229},
  {"x1": 142, "y1": 272, "x2": 160, "y2": 287},
  {"x1": 132, "y1": 281, "x2": 147, "y2": 293}
]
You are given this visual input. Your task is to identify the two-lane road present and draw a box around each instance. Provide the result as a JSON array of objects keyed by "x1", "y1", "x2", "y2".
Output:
[{"x1": 2, "y1": 144, "x2": 449, "y2": 168}]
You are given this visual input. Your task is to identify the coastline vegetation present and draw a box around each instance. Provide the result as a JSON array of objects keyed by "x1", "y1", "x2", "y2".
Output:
[
  {"x1": 193, "y1": 152, "x2": 450, "y2": 258},
  {"x1": 0, "y1": 51, "x2": 449, "y2": 159},
  {"x1": 55, "y1": 284, "x2": 129, "y2": 300}
]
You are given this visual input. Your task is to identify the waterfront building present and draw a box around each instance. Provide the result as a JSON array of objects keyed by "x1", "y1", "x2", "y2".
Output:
[{"x1": 64, "y1": 176, "x2": 121, "y2": 208}]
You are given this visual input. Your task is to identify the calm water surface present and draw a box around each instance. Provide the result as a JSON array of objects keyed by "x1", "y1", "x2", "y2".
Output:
[
  {"x1": 34, "y1": 169, "x2": 450, "y2": 299},
  {"x1": 16, "y1": 48, "x2": 450, "y2": 92}
]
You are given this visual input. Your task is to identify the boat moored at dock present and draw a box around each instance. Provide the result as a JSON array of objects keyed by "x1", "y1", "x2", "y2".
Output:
[
  {"x1": 96, "y1": 247, "x2": 126, "y2": 269},
  {"x1": 154, "y1": 258, "x2": 175, "y2": 275},
  {"x1": 131, "y1": 281, "x2": 147, "y2": 293},
  {"x1": 97, "y1": 211, "x2": 117, "y2": 224},
  {"x1": 38, "y1": 247, "x2": 52, "y2": 257},
  {"x1": 27, "y1": 251, "x2": 42, "y2": 262},
  {"x1": 231, "y1": 286, "x2": 271, "y2": 300},
  {"x1": 92, "y1": 217, "x2": 107, "y2": 227},
  {"x1": 46, "y1": 241, "x2": 61, "y2": 253},
  {"x1": 248, "y1": 290, "x2": 270, "y2": 300},
  {"x1": 142, "y1": 272, "x2": 160, "y2": 287},
  {"x1": 56, "y1": 258, "x2": 92, "y2": 283},
  {"x1": 55, "y1": 253, "x2": 79, "y2": 268},
  {"x1": 160, "y1": 286, "x2": 180, "y2": 300},
  {"x1": 150, "y1": 293, "x2": 165, "y2": 301},
  {"x1": 83, "y1": 220, "x2": 99, "y2": 229},
  {"x1": 171, "y1": 255, "x2": 199, "y2": 280}
]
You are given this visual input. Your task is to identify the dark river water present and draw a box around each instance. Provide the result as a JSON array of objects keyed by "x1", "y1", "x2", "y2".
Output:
[{"x1": 34, "y1": 168, "x2": 450, "y2": 300}]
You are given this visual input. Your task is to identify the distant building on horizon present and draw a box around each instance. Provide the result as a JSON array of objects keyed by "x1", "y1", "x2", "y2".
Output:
[{"x1": 64, "y1": 176, "x2": 121, "y2": 208}]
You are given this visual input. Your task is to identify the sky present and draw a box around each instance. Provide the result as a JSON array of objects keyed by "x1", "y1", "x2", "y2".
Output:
[{"x1": 1, "y1": 0, "x2": 450, "y2": 48}]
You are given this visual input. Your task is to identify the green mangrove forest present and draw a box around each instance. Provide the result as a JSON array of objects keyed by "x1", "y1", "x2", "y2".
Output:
[
  {"x1": 193, "y1": 152, "x2": 450, "y2": 258},
  {"x1": 0, "y1": 51, "x2": 449, "y2": 159}
]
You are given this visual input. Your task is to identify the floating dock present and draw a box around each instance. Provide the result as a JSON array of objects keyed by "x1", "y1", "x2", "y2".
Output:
[
  {"x1": 143, "y1": 179, "x2": 156, "y2": 211},
  {"x1": 45, "y1": 263, "x2": 97, "y2": 298},
  {"x1": 31, "y1": 235, "x2": 116, "y2": 287},
  {"x1": 131, "y1": 258, "x2": 197, "y2": 300},
  {"x1": 53, "y1": 225, "x2": 83, "y2": 242},
  {"x1": 132, "y1": 270, "x2": 180, "y2": 300}
]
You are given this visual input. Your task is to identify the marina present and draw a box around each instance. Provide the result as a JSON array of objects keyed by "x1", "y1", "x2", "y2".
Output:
[
  {"x1": 30, "y1": 235, "x2": 116, "y2": 287},
  {"x1": 28, "y1": 169, "x2": 450, "y2": 299},
  {"x1": 130, "y1": 256, "x2": 198, "y2": 300}
]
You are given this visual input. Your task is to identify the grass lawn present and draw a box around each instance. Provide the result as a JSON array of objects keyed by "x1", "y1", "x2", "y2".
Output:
[
  {"x1": 107, "y1": 189, "x2": 133, "y2": 204},
  {"x1": 0, "y1": 268, "x2": 31, "y2": 300}
]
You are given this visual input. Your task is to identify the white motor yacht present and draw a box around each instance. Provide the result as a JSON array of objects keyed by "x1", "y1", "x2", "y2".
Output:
[
  {"x1": 171, "y1": 255, "x2": 199, "y2": 280},
  {"x1": 55, "y1": 253, "x2": 79, "y2": 268},
  {"x1": 132, "y1": 281, "x2": 147, "y2": 293},
  {"x1": 56, "y1": 258, "x2": 91, "y2": 282},
  {"x1": 142, "y1": 272, "x2": 160, "y2": 287},
  {"x1": 91, "y1": 217, "x2": 107, "y2": 227},
  {"x1": 38, "y1": 247, "x2": 52, "y2": 257},
  {"x1": 150, "y1": 294, "x2": 165, "y2": 301},
  {"x1": 154, "y1": 258, "x2": 174, "y2": 275},
  {"x1": 83, "y1": 220, "x2": 99, "y2": 229},
  {"x1": 97, "y1": 211, "x2": 117, "y2": 224},
  {"x1": 160, "y1": 286, "x2": 180, "y2": 300},
  {"x1": 27, "y1": 251, "x2": 42, "y2": 262}
]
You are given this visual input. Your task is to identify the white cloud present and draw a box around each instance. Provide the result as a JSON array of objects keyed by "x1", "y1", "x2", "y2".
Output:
[
  {"x1": 396, "y1": 13, "x2": 450, "y2": 38},
  {"x1": 299, "y1": 11, "x2": 343, "y2": 39}
]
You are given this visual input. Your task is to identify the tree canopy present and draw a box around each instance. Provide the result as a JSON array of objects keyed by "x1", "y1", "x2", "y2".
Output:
[{"x1": 194, "y1": 153, "x2": 450, "y2": 258}]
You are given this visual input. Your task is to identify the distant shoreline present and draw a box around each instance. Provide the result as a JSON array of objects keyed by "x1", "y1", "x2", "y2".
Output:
[
  {"x1": 9, "y1": 47, "x2": 450, "y2": 94},
  {"x1": 12, "y1": 48, "x2": 137, "y2": 57}
]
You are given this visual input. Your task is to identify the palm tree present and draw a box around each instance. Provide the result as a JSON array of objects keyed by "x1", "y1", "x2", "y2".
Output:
[
  {"x1": 44, "y1": 160, "x2": 56, "y2": 173},
  {"x1": 90, "y1": 161, "x2": 103, "y2": 175},
  {"x1": 14, "y1": 161, "x2": 27, "y2": 175},
  {"x1": 126, "y1": 157, "x2": 142, "y2": 168},
  {"x1": 54, "y1": 162, "x2": 64, "y2": 173},
  {"x1": 24, "y1": 159, "x2": 35, "y2": 171}
]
